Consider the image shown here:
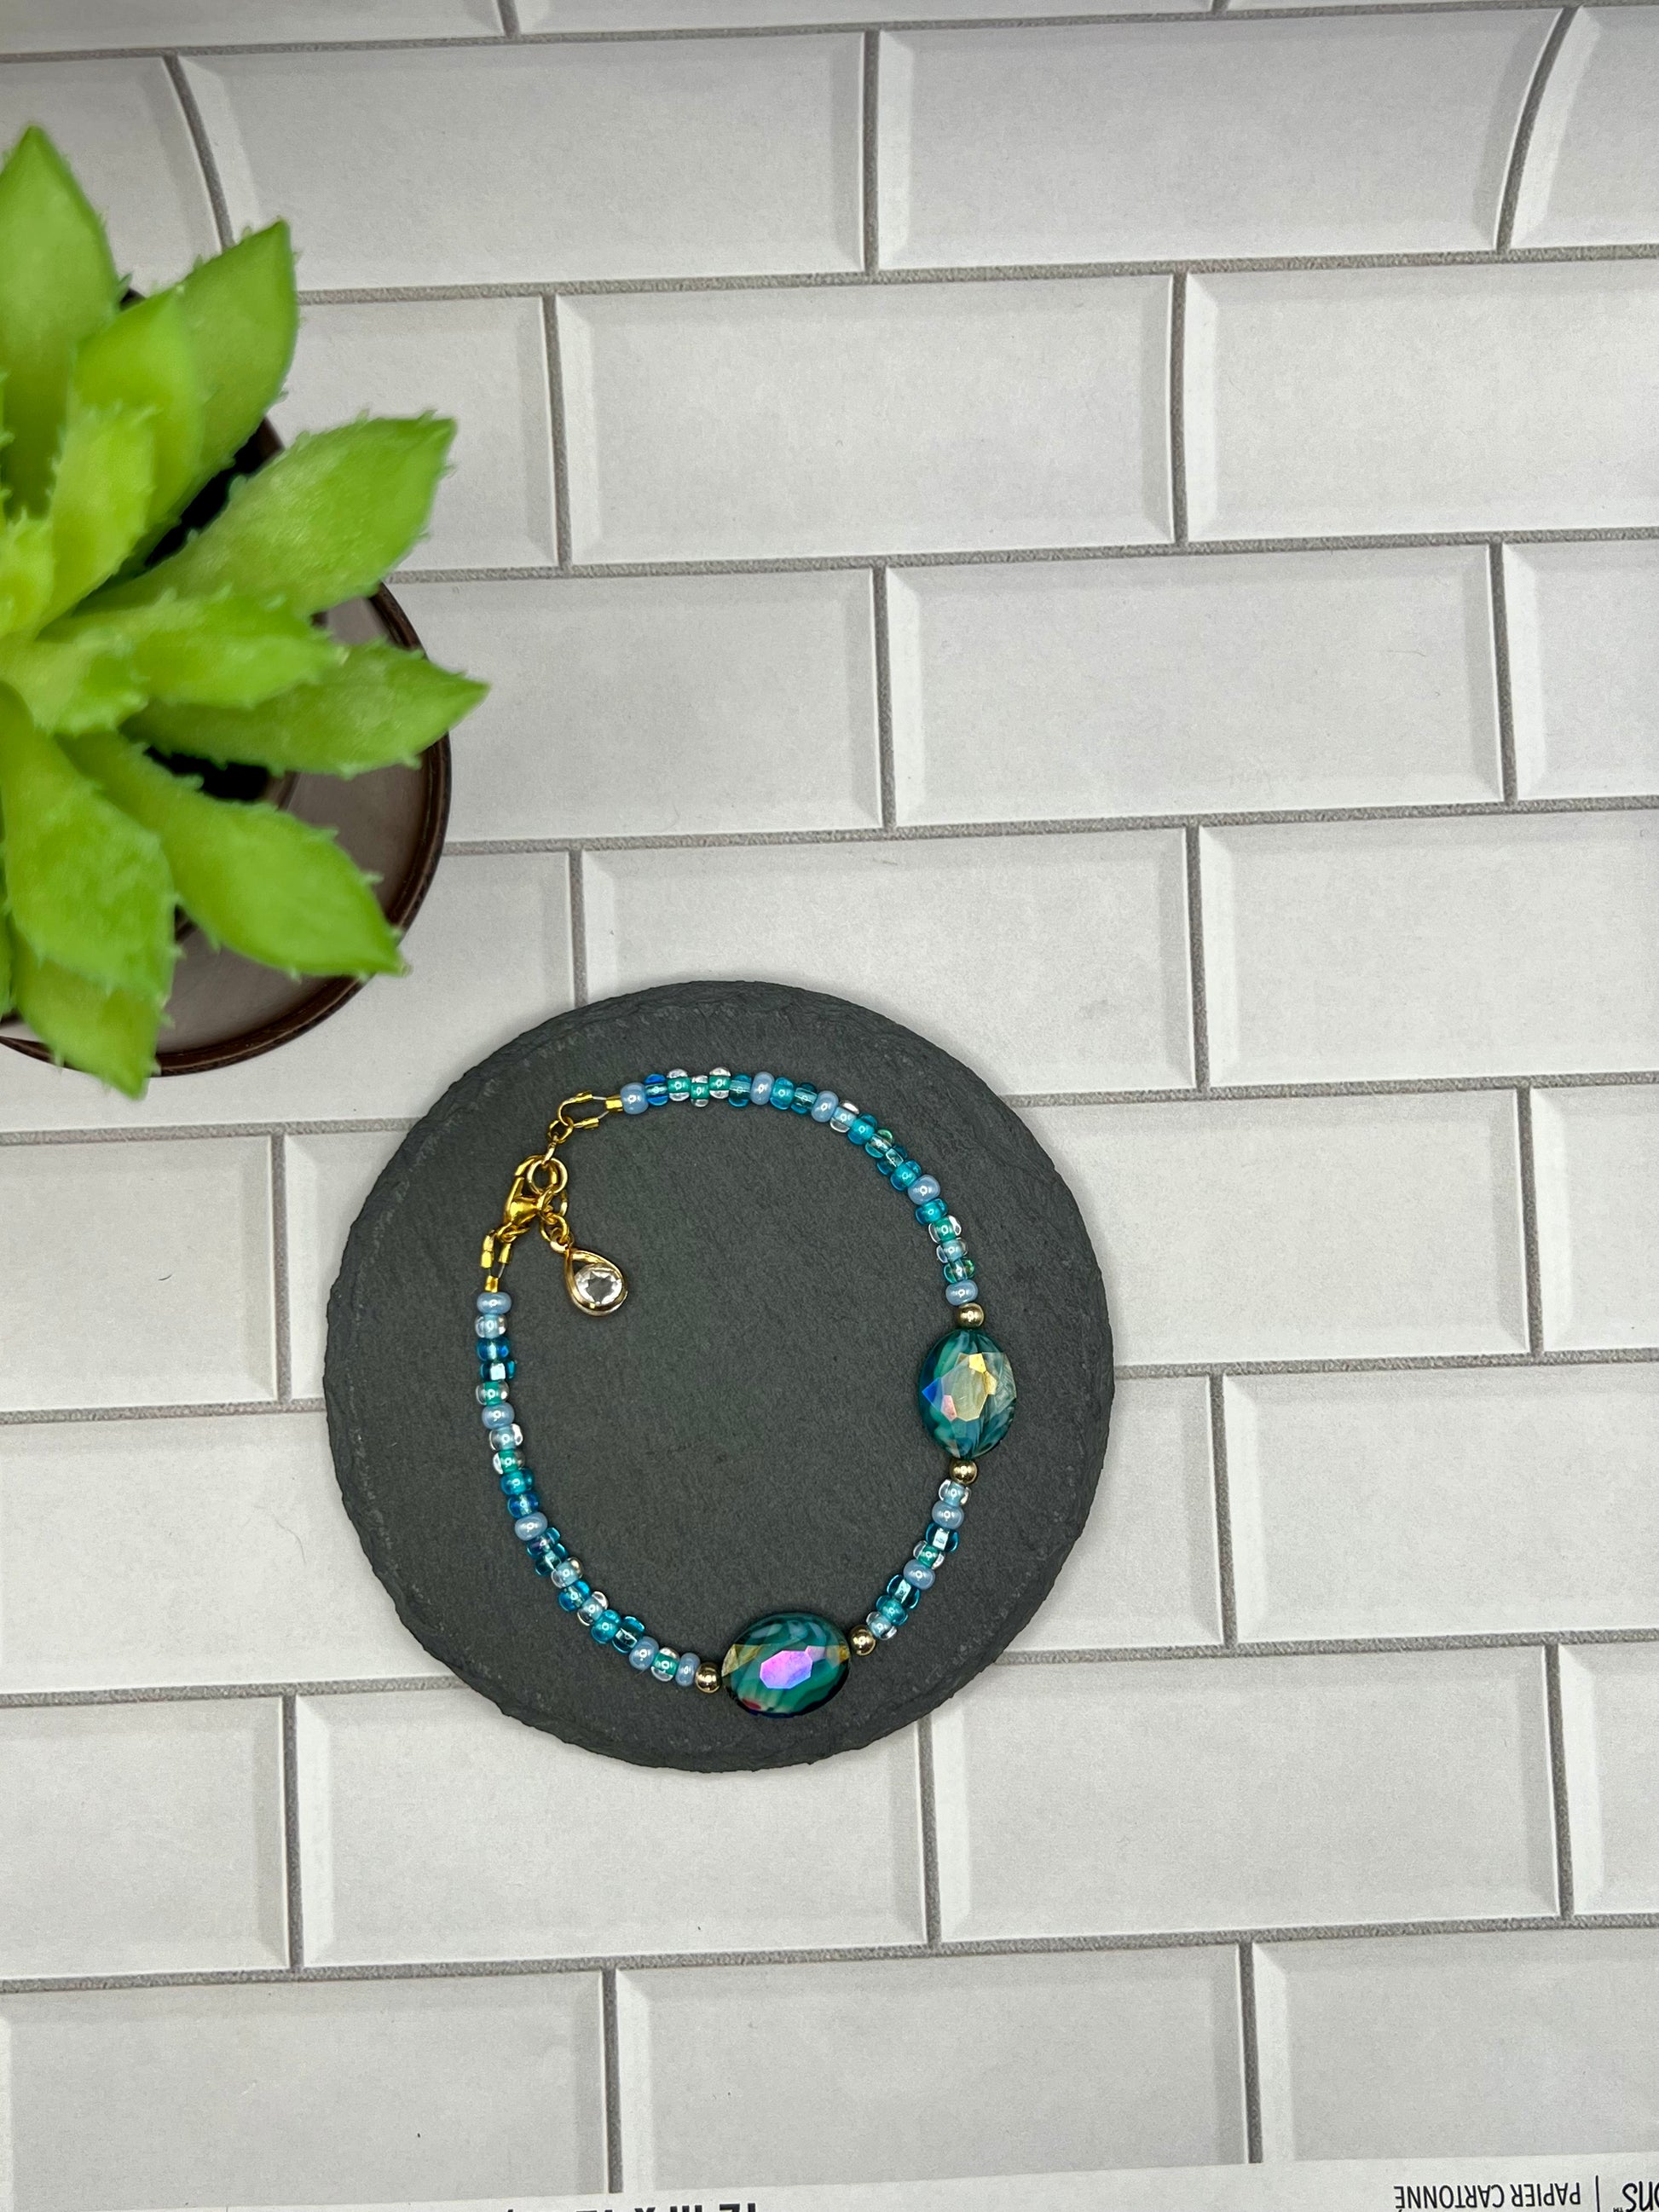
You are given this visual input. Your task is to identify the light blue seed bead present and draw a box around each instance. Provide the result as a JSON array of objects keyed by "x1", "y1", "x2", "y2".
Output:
[
  {"x1": 492, "y1": 1424, "x2": 524, "y2": 1449},
  {"x1": 628, "y1": 1636, "x2": 660, "y2": 1670},
  {"x1": 866, "y1": 1609, "x2": 896, "y2": 1640},
  {"x1": 620, "y1": 1083, "x2": 648, "y2": 1115},
  {"x1": 939, "y1": 1481, "x2": 969, "y2": 1507},
  {"x1": 830, "y1": 1100, "x2": 858, "y2": 1133},
  {"x1": 932, "y1": 1500, "x2": 965, "y2": 1529},
  {"x1": 936, "y1": 1239, "x2": 967, "y2": 1264},
  {"x1": 651, "y1": 1646, "x2": 680, "y2": 1682},
  {"x1": 475, "y1": 1313, "x2": 506, "y2": 1337},
  {"x1": 811, "y1": 1090, "x2": 839, "y2": 1123},
  {"x1": 675, "y1": 1650, "x2": 701, "y2": 1687},
  {"x1": 903, "y1": 1561, "x2": 935, "y2": 1590},
  {"x1": 481, "y1": 1402, "x2": 515, "y2": 1427},
  {"x1": 513, "y1": 1512, "x2": 549, "y2": 1541},
  {"x1": 910, "y1": 1176, "x2": 941, "y2": 1207},
  {"x1": 577, "y1": 1591, "x2": 608, "y2": 1625},
  {"x1": 945, "y1": 1280, "x2": 980, "y2": 1307},
  {"x1": 750, "y1": 1071, "x2": 775, "y2": 1105},
  {"x1": 476, "y1": 1290, "x2": 512, "y2": 1314},
  {"x1": 552, "y1": 1558, "x2": 582, "y2": 1587}
]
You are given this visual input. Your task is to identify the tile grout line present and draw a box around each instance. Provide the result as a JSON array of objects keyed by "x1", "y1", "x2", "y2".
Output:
[
  {"x1": 280, "y1": 1694, "x2": 305, "y2": 1969},
  {"x1": 1207, "y1": 1373, "x2": 1238, "y2": 1644},
  {"x1": 162, "y1": 51, "x2": 234, "y2": 251},
  {"x1": 540, "y1": 293, "x2": 574, "y2": 573},
  {"x1": 1544, "y1": 1643, "x2": 1577, "y2": 1917},
  {"x1": 872, "y1": 565, "x2": 897, "y2": 829},
  {"x1": 1488, "y1": 540, "x2": 1520, "y2": 805},
  {"x1": 601, "y1": 1966, "x2": 624, "y2": 2192},
  {"x1": 1183, "y1": 824, "x2": 1211, "y2": 1090},
  {"x1": 568, "y1": 848, "x2": 589, "y2": 1007},
  {"x1": 269, "y1": 1134, "x2": 292, "y2": 1405},
  {"x1": 1495, "y1": 6, "x2": 1577, "y2": 255},
  {"x1": 1238, "y1": 1940, "x2": 1263, "y2": 2162},
  {"x1": 861, "y1": 29, "x2": 881, "y2": 276},
  {"x1": 1516, "y1": 1086, "x2": 1546, "y2": 1355},
  {"x1": 917, "y1": 1714, "x2": 943, "y2": 1946},
  {"x1": 1168, "y1": 270, "x2": 1189, "y2": 546}
]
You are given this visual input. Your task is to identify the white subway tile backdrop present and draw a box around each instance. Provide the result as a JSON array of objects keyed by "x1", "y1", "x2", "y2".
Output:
[{"x1": 0, "y1": 6, "x2": 1655, "y2": 2201}]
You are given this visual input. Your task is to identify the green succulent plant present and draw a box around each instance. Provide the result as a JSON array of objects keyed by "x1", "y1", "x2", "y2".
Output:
[{"x1": 0, "y1": 126, "x2": 487, "y2": 1095}]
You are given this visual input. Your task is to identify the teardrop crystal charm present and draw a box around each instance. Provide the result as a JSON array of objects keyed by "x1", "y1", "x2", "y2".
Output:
[{"x1": 564, "y1": 1247, "x2": 627, "y2": 1316}]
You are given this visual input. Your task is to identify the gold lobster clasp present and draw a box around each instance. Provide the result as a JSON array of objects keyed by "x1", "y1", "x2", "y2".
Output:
[{"x1": 479, "y1": 1089, "x2": 628, "y2": 1316}]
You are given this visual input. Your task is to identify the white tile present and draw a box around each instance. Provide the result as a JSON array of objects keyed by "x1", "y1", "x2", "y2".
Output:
[
  {"x1": 1560, "y1": 1645, "x2": 1659, "y2": 1915},
  {"x1": 888, "y1": 548, "x2": 1501, "y2": 824},
  {"x1": 1228, "y1": 1366, "x2": 1659, "y2": 1641},
  {"x1": 0, "y1": 0, "x2": 500, "y2": 45},
  {"x1": 1010, "y1": 1377, "x2": 1222, "y2": 1652},
  {"x1": 1187, "y1": 263, "x2": 1659, "y2": 537},
  {"x1": 283, "y1": 1129, "x2": 405, "y2": 1401},
  {"x1": 1203, "y1": 814, "x2": 1659, "y2": 1083},
  {"x1": 1531, "y1": 1086, "x2": 1659, "y2": 1350},
  {"x1": 0, "y1": 1700, "x2": 286, "y2": 1977},
  {"x1": 933, "y1": 1649, "x2": 1557, "y2": 1938},
  {"x1": 0, "y1": 1136, "x2": 275, "y2": 1409},
  {"x1": 583, "y1": 832, "x2": 1194, "y2": 1095},
  {"x1": 527, "y1": 0, "x2": 1200, "y2": 22},
  {"x1": 398, "y1": 573, "x2": 881, "y2": 843},
  {"x1": 0, "y1": 1974, "x2": 605, "y2": 2212},
  {"x1": 0, "y1": 58, "x2": 217, "y2": 292},
  {"x1": 183, "y1": 38, "x2": 861, "y2": 290},
  {"x1": 274, "y1": 299, "x2": 556, "y2": 573},
  {"x1": 559, "y1": 278, "x2": 1172, "y2": 563},
  {"x1": 617, "y1": 1949, "x2": 1245, "y2": 2186},
  {"x1": 296, "y1": 1687, "x2": 925, "y2": 1962},
  {"x1": 0, "y1": 1411, "x2": 442, "y2": 1690},
  {"x1": 1505, "y1": 541, "x2": 1659, "y2": 799},
  {"x1": 1021, "y1": 1092, "x2": 1527, "y2": 1365},
  {"x1": 0, "y1": 851, "x2": 574, "y2": 1132},
  {"x1": 1254, "y1": 1929, "x2": 1659, "y2": 2158},
  {"x1": 882, "y1": 16, "x2": 1546, "y2": 267},
  {"x1": 1511, "y1": 10, "x2": 1659, "y2": 249}
]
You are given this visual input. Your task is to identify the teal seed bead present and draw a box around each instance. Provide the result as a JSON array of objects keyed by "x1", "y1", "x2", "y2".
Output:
[
  {"x1": 651, "y1": 1646, "x2": 680, "y2": 1682},
  {"x1": 876, "y1": 1596, "x2": 908, "y2": 1626},
  {"x1": 886, "y1": 1574, "x2": 921, "y2": 1611},
  {"x1": 710, "y1": 1068, "x2": 732, "y2": 1100},
  {"x1": 943, "y1": 1258, "x2": 975, "y2": 1284},
  {"x1": 916, "y1": 1198, "x2": 948, "y2": 1226},
  {"x1": 612, "y1": 1615, "x2": 644, "y2": 1655},
  {"x1": 848, "y1": 1116, "x2": 876, "y2": 1146},
  {"x1": 770, "y1": 1077, "x2": 795, "y2": 1109},
  {"x1": 914, "y1": 1539, "x2": 945, "y2": 1568},
  {"x1": 866, "y1": 1610, "x2": 897, "y2": 1641},
  {"x1": 861, "y1": 1124, "x2": 892, "y2": 1157},
  {"x1": 667, "y1": 1069, "x2": 691, "y2": 1101},
  {"x1": 939, "y1": 1480, "x2": 970, "y2": 1506},
  {"x1": 892, "y1": 1160, "x2": 921, "y2": 1192},
  {"x1": 591, "y1": 1608, "x2": 621, "y2": 1644},
  {"x1": 928, "y1": 1216, "x2": 962, "y2": 1244}
]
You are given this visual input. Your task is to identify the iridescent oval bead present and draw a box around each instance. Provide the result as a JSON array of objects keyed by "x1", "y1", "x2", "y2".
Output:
[
  {"x1": 917, "y1": 1328, "x2": 1017, "y2": 1458},
  {"x1": 721, "y1": 1612, "x2": 850, "y2": 1717}
]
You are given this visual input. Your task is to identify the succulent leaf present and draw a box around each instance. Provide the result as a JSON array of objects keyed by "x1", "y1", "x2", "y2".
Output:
[
  {"x1": 91, "y1": 415, "x2": 454, "y2": 619},
  {"x1": 0, "y1": 685, "x2": 175, "y2": 1000},
  {"x1": 72, "y1": 291, "x2": 204, "y2": 530},
  {"x1": 43, "y1": 401, "x2": 156, "y2": 623},
  {"x1": 133, "y1": 638, "x2": 486, "y2": 777},
  {"x1": 72, "y1": 728, "x2": 404, "y2": 978},
  {"x1": 7, "y1": 922, "x2": 160, "y2": 1096},
  {"x1": 0, "y1": 887, "x2": 10, "y2": 1016},
  {"x1": 0, "y1": 126, "x2": 119, "y2": 511},
  {"x1": 0, "y1": 511, "x2": 54, "y2": 637},
  {"x1": 170, "y1": 222, "x2": 298, "y2": 495},
  {"x1": 0, "y1": 633, "x2": 143, "y2": 734},
  {"x1": 51, "y1": 592, "x2": 341, "y2": 709}
]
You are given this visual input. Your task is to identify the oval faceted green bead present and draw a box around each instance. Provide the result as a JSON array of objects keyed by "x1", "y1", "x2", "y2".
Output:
[
  {"x1": 722, "y1": 1612, "x2": 850, "y2": 1717},
  {"x1": 917, "y1": 1328, "x2": 1017, "y2": 1458}
]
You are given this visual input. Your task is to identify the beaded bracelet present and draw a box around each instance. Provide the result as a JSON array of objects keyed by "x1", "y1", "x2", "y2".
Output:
[{"x1": 473, "y1": 1067, "x2": 1018, "y2": 1719}]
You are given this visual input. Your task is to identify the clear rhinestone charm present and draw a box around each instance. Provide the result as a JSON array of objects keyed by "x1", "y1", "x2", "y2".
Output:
[{"x1": 565, "y1": 1247, "x2": 627, "y2": 1315}]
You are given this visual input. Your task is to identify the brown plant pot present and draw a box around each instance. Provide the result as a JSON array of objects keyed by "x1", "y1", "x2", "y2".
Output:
[{"x1": 0, "y1": 425, "x2": 453, "y2": 1080}]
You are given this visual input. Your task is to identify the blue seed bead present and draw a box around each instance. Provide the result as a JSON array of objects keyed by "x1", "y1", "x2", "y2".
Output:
[
  {"x1": 931, "y1": 1501, "x2": 965, "y2": 1530},
  {"x1": 590, "y1": 1608, "x2": 621, "y2": 1644},
  {"x1": 513, "y1": 1511, "x2": 549, "y2": 1541},
  {"x1": 750, "y1": 1072, "x2": 775, "y2": 1106},
  {"x1": 689, "y1": 1075, "x2": 710, "y2": 1107},
  {"x1": 866, "y1": 1609, "x2": 897, "y2": 1640},
  {"x1": 830, "y1": 1100, "x2": 858, "y2": 1133},
  {"x1": 475, "y1": 1313, "x2": 506, "y2": 1339},
  {"x1": 577, "y1": 1591, "x2": 607, "y2": 1626},
  {"x1": 945, "y1": 1280, "x2": 981, "y2": 1307},
  {"x1": 939, "y1": 1480, "x2": 970, "y2": 1507},
  {"x1": 612, "y1": 1615, "x2": 644, "y2": 1655},
  {"x1": 479, "y1": 1358, "x2": 514, "y2": 1385},
  {"x1": 499, "y1": 1470, "x2": 535, "y2": 1494},
  {"x1": 489, "y1": 1424, "x2": 524, "y2": 1449},
  {"x1": 910, "y1": 1175, "x2": 941, "y2": 1206},
  {"x1": 943, "y1": 1259, "x2": 976, "y2": 1285},
  {"x1": 476, "y1": 1290, "x2": 512, "y2": 1315},
  {"x1": 790, "y1": 1088, "x2": 816, "y2": 1115},
  {"x1": 928, "y1": 1524, "x2": 961, "y2": 1554},
  {"x1": 914, "y1": 1540, "x2": 945, "y2": 1568},
  {"x1": 710, "y1": 1068, "x2": 732, "y2": 1100},
  {"x1": 628, "y1": 1635, "x2": 660, "y2": 1671},
  {"x1": 620, "y1": 1082, "x2": 648, "y2": 1115},
  {"x1": 847, "y1": 1115, "x2": 876, "y2": 1146},
  {"x1": 651, "y1": 1645, "x2": 680, "y2": 1681},
  {"x1": 811, "y1": 1090, "x2": 839, "y2": 1123},
  {"x1": 556, "y1": 1585, "x2": 583, "y2": 1612},
  {"x1": 508, "y1": 1493, "x2": 543, "y2": 1519},
  {"x1": 530, "y1": 1546, "x2": 565, "y2": 1576},
  {"x1": 676, "y1": 1650, "x2": 702, "y2": 1687},
  {"x1": 552, "y1": 1558, "x2": 583, "y2": 1588},
  {"x1": 667, "y1": 1068, "x2": 691, "y2": 1101},
  {"x1": 936, "y1": 1239, "x2": 967, "y2": 1265},
  {"x1": 492, "y1": 1449, "x2": 526, "y2": 1476},
  {"x1": 876, "y1": 1595, "x2": 909, "y2": 1626},
  {"x1": 916, "y1": 1198, "x2": 948, "y2": 1226},
  {"x1": 903, "y1": 1561, "x2": 935, "y2": 1590},
  {"x1": 729, "y1": 1073, "x2": 752, "y2": 1101},
  {"x1": 886, "y1": 1574, "x2": 921, "y2": 1611},
  {"x1": 863, "y1": 1124, "x2": 893, "y2": 1158},
  {"x1": 892, "y1": 1160, "x2": 921, "y2": 1192},
  {"x1": 770, "y1": 1077, "x2": 795, "y2": 1110},
  {"x1": 645, "y1": 1071, "x2": 669, "y2": 1106}
]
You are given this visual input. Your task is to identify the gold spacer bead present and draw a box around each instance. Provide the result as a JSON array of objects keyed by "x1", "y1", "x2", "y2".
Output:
[
  {"x1": 694, "y1": 1661, "x2": 721, "y2": 1695},
  {"x1": 949, "y1": 1458, "x2": 979, "y2": 1485},
  {"x1": 955, "y1": 1302, "x2": 986, "y2": 1329},
  {"x1": 849, "y1": 1624, "x2": 878, "y2": 1658}
]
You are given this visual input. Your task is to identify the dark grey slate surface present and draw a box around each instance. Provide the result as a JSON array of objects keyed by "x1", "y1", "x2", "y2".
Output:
[{"x1": 325, "y1": 981, "x2": 1113, "y2": 1771}]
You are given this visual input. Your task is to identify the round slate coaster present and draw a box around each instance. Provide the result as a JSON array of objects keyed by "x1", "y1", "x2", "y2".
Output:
[{"x1": 325, "y1": 980, "x2": 1113, "y2": 1772}]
